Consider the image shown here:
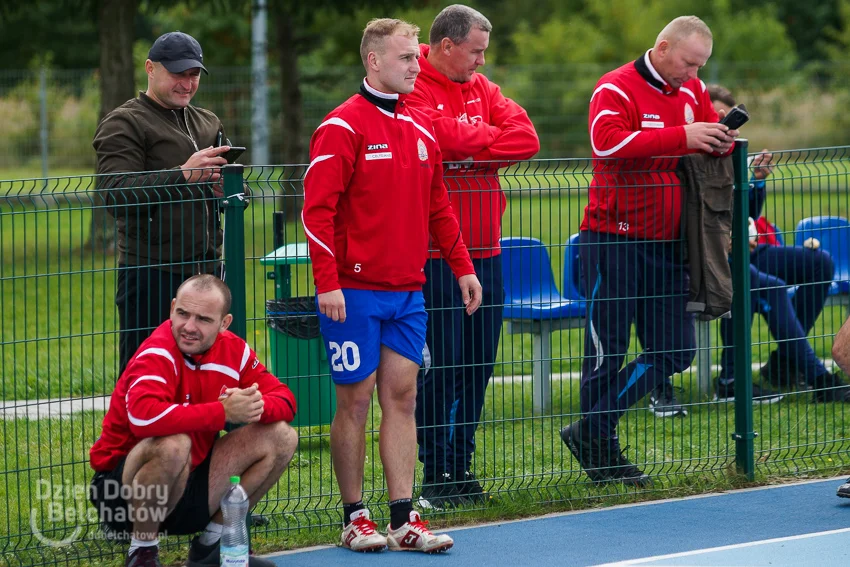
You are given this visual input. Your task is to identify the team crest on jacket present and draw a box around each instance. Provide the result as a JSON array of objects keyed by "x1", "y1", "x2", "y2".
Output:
[
  {"x1": 684, "y1": 103, "x2": 695, "y2": 124},
  {"x1": 417, "y1": 138, "x2": 428, "y2": 161}
]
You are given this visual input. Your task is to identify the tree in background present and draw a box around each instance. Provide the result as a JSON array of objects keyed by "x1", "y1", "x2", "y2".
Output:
[
  {"x1": 87, "y1": 0, "x2": 139, "y2": 252},
  {"x1": 505, "y1": 0, "x2": 797, "y2": 155},
  {"x1": 729, "y1": 0, "x2": 840, "y2": 63},
  {"x1": 0, "y1": 0, "x2": 846, "y2": 165},
  {"x1": 262, "y1": 0, "x2": 436, "y2": 219}
]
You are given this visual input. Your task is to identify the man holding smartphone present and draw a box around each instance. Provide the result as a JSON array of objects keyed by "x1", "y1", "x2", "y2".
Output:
[
  {"x1": 93, "y1": 31, "x2": 237, "y2": 376},
  {"x1": 562, "y1": 16, "x2": 739, "y2": 486}
]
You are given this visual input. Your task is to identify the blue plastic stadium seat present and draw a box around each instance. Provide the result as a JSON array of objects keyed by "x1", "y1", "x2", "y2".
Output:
[
  {"x1": 500, "y1": 237, "x2": 586, "y2": 321},
  {"x1": 795, "y1": 216, "x2": 850, "y2": 294},
  {"x1": 563, "y1": 234, "x2": 586, "y2": 301}
]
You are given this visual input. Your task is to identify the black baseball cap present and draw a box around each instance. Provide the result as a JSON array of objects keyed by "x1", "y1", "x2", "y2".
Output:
[{"x1": 148, "y1": 31, "x2": 208, "y2": 75}]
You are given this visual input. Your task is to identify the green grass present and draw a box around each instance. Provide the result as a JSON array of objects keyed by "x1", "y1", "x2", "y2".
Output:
[
  {"x1": 0, "y1": 168, "x2": 94, "y2": 181},
  {"x1": 0, "y1": 194, "x2": 305, "y2": 400},
  {"x1": 3, "y1": 180, "x2": 850, "y2": 399},
  {"x1": 2, "y1": 381, "x2": 849, "y2": 566}
]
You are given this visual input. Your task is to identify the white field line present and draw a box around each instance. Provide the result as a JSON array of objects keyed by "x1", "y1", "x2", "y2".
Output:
[
  {"x1": 1, "y1": 396, "x2": 109, "y2": 420},
  {"x1": 2, "y1": 359, "x2": 837, "y2": 420},
  {"x1": 592, "y1": 526, "x2": 850, "y2": 566}
]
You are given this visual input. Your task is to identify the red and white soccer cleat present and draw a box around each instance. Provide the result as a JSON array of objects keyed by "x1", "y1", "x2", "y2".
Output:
[
  {"x1": 386, "y1": 510, "x2": 453, "y2": 553},
  {"x1": 340, "y1": 509, "x2": 387, "y2": 552}
]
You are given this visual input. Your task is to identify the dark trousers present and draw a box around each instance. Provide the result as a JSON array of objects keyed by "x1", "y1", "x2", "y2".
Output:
[
  {"x1": 116, "y1": 265, "x2": 194, "y2": 375},
  {"x1": 416, "y1": 256, "x2": 504, "y2": 481},
  {"x1": 719, "y1": 245, "x2": 835, "y2": 382},
  {"x1": 579, "y1": 231, "x2": 695, "y2": 438}
]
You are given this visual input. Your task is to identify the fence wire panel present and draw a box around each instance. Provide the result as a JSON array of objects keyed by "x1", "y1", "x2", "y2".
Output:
[
  {"x1": 2, "y1": 151, "x2": 850, "y2": 566},
  {"x1": 746, "y1": 148, "x2": 850, "y2": 474}
]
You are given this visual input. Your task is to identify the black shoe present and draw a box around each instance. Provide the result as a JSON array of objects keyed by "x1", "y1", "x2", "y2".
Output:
[
  {"x1": 713, "y1": 380, "x2": 784, "y2": 404},
  {"x1": 838, "y1": 477, "x2": 850, "y2": 498},
  {"x1": 561, "y1": 420, "x2": 610, "y2": 484},
  {"x1": 125, "y1": 547, "x2": 162, "y2": 567},
  {"x1": 812, "y1": 372, "x2": 850, "y2": 403},
  {"x1": 186, "y1": 537, "x2": 276, "y2": 567},
  {"x1": 760, "y1": 351, "x2": 807, "y2": 389},
  {"x1": 417, "y1": 473, "x2": 461, "y2": 511},
  {"x1": 455, "y1": 471, "x2": 491, "y2": 505},
  {"x1": 648, "y1": 385, "x2": 687, "y2": 417},
  {"x1": 605, "y1": 437, "x2": 653, "y2": 488}
]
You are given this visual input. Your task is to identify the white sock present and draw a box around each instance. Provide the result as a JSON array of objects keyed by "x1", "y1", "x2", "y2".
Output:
[
  {"x1": 128, "y1": 537, "x2": 158, "y2": 557},
  {"x1": 198, "y1": 521, "x2": 223, "y2": 546}
]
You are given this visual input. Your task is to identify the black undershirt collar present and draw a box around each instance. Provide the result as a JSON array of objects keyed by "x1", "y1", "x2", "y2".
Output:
[
  {"x1": 634, "y1": 50, "x2": 675, "y2": 95},
  {"x1": 359, "y1": 79, "x2": 399, "y2": 113}
]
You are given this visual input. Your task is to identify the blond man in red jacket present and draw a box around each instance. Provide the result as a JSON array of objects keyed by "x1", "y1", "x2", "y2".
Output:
[
  {"x1": 303, "y1": 18, "x2": 482, "y2": 553},
  {"x1": 405, "y1": 4, "x2": 539, "y2": 510}
]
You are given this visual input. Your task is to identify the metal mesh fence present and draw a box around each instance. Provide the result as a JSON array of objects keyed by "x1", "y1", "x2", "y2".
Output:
[
  {"x1": 5, "y1": 61, "x2": 850, "y2": 172},
  {"x1": 2, "y1": 147, "x2": 850, "y2": 565}
]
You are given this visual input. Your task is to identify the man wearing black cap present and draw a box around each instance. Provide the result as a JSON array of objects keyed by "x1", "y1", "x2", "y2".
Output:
[{"x1": 93, "y1": 31, "x2": 236, "y2": 377}]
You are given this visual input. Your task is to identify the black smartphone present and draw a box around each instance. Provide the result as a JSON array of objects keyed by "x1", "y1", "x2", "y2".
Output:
[
  {"x1": 221, "y1": 146, "x2": 246, "y2": 164},
  {"x1": 719, "y1": 103, "x2": 749, "y2": 130}
]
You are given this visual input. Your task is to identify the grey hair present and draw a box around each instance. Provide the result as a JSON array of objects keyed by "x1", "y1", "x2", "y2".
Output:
[
  {"x1": 429, "y1": 4, "x2": 492, "y2": 46},
  {"x1": 656, "y1": 15, "x2": 712, "y2": 46}
]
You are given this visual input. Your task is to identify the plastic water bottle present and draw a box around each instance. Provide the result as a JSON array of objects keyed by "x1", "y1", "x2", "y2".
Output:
[{"x1": 220, "y1": 476, "x2": 249, "y2": 567}]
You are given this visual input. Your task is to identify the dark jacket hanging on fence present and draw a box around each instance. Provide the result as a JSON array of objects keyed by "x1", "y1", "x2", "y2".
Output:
[{"x1": 678, "y1": 153, "x2": 734, "y2": 320}]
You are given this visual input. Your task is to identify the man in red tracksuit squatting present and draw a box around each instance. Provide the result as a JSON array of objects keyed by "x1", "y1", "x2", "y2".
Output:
[
  {"x1": 301, "y1": 18, "x2": 482, "y2": 554},
  {"x1": 560, "y1": 15, "x2": 739, "y2": 487},
  {"x1": 89, "y1": 274, "x2": 298, "y2": 567},
  {"x1": 405, "y1": 4, "x2": 539, "y2": 510}
]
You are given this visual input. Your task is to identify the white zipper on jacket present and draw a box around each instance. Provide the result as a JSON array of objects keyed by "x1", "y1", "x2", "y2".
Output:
[
  {"x1": 172, "y1": 109, "x2": 199, "y2": 151},
  {"x1": 171, "y1": 108, "x2": 209, "y2": 270}
]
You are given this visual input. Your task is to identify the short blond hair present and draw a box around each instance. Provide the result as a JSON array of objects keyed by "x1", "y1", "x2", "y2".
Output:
[
  {"x1": 360, "y1": 18, "x2": 420, "y2": 68},
  {"x1": 656, "y1": 15, "x2": 712, "y2": 47}
]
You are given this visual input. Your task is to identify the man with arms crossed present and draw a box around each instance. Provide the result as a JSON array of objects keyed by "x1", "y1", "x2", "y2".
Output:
[
  {"x1": 561, "y1": 16, "x2": 738, "y2": 487},
  {"x1": 406, "y1": 4, "x2": 539, "y2": 509},
  {"x1": 89, "y1": 275, "x2": 297, "y2": 567},
  {"x1": 302, "y1": 18, "x2": 482, "y2": 553}
]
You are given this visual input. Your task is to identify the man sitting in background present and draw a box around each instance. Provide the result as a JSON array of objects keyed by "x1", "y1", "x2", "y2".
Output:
[{"x1": 708, "y1": 84, "x2": 843, "y2": 404}]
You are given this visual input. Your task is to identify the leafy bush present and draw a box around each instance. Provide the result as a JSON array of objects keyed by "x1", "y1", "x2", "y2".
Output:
[{"x1": 0, "y1": 70, "x2": 99, "y2": 169}]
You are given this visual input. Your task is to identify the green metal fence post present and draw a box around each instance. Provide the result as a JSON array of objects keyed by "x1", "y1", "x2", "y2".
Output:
[
  {"x1": 731, "y1": 139, "x2": 755, "y2": 479},
  {"x1": 221, "y1": 164, "x2": 257, "y2": 541},
  {"x1": 222, "y1": 164, "x2": 247, "y2": 340}
]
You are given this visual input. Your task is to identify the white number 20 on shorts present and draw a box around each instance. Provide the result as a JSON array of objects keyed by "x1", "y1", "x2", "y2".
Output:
[{"x1": 329, "y1": 341, "x2": 361, "y2": 372}]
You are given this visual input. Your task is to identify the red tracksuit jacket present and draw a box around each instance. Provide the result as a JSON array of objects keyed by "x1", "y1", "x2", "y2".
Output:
[
  {"x1": 90, "y1": 322, "x2": 296, "y2": 472},
  {"x1": 406, "y1": 45, "x2": 540, "y2": 258},
  {"x1": 581, "y1": 50, "x2": 722, "y2": 241},
  {"x1": 302, "y1": 80, "x2": 475, "y2": 293}
]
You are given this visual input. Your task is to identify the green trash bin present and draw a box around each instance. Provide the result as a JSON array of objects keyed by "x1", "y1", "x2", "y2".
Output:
[{"x1": 261, "y1": 243, "x2": 336, "y2": 428}]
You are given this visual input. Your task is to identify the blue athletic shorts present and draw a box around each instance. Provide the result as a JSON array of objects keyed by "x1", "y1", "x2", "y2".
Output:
[{"x1": 317, "y1": 289, "x2": 427, "y2": 384}]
